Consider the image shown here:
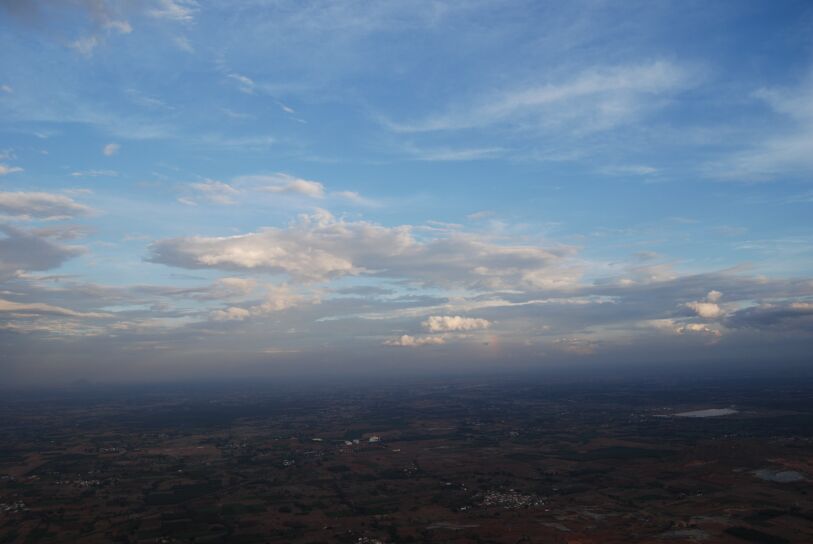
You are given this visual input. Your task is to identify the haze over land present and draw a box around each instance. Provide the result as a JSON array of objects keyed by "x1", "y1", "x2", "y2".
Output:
[{"x1": 1, "y1": 1, "x2": 812, "y2": 385}]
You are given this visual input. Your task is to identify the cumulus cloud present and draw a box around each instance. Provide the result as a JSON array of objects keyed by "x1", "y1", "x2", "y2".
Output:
[
  {"x1": 686, "y1": 301, "x2": 724, "y2": 319},
  {"x1": 0, "y1": 191, "x2": 93, "y2": 220},
  {"x1": 685, "y1": 290, "x2": 725, "y2": 319},
  {"x1": 645, "y1": 318, "x2": 722, "y2": 338},
  {"x1": 423, "y1": 315, "x2": 491, "y2": 332},
  {"x1": 148, "y1": 210, "x2": 578, "y2": 288},
  {"x1": 384, "y1": 334, "x2": 446, "y2": 347},
  {"x1": 0, "y1": 226, "x2": 85, "y2": 279},
  {"x1": 103, "y1": 143, "x2": 120, "y2": 156}
]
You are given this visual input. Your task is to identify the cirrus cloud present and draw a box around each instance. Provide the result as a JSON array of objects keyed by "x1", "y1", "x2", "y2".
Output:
[{"x1": 385, "y1": 61, "x2": 693, "y2": 134}]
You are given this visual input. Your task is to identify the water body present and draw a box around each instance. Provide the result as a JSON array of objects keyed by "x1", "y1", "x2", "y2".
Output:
[
  {"x1": 754, "y1": 469, "x2": 806, "y2": 483},
  {"x1": 675, "y1": 408, "x2": 739, "y2": 418}
]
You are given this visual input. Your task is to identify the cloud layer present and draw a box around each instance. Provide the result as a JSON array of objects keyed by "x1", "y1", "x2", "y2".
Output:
[{"x1": 149, "y1": 211, "x2": 578, "y2": 288}]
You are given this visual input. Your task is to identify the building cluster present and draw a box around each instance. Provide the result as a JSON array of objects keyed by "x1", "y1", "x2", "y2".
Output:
[
  {"x1": 480, "y1": 489, "x2": 545, "y2": 509},
  {"x1": 54, "y1": 479, "x2": 102, "y2": 488},
  {"x1": 0, "y1": 501, "x2": 26, "y2": 513}
]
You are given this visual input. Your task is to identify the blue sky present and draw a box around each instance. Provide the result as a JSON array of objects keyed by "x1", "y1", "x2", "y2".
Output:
[{"x1": 1, "y1": 0, "x2": 812, "y2": 385}]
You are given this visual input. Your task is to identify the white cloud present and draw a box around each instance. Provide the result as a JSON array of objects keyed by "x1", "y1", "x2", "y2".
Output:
[
  {"x1": 251, "y1": 284, "x2": 313, "y2": 314},
  {"x1": 189, "y1": 180, "x2": 240, "y2": 205},
  {"x1": 644, "y1": 318, "x2": 722, "y2": 338},
  {"x1": 600, "y1": 164, "x2": 658, "y2": 176},
  {"x1": 423, "y1": 315, "x2": 491, "y2": 333},
  {"x1": 0, "y1": 84, "x2": 12, "y2": 94},
  {"x1": 105, "y1": 20, "x2": 132, "y2": 34},
  {"x1": 384, "y1": 334, "x2": 446, "y2": 347},
  {"x1": 467, "y1": 210, "x2": 495, "y2": 221},
  {"x1": 148, "y1": 0, "x2": 198, "y2": 21},
  {"x1": 685, "y1": 290, "x2": 725, "y2": 319},
  {"x1": 0, "y1": 164, "x2": 23, "y2": 176},
  {"x1": 262, "y1": 175, "x2": 324, "y2": 198},
  {"x1": 0, "y1": 192, "x2": 92, "y2": 220},
  {"x1": 271, "y1": 179, "x2": 325, "y2": 198},
  {"x1": 103, "y1": 143, "x2": 120, "y2": 156},
  {"x1": 182, "y1": 174, "x2": 356, "y2": 206},
  {"x1": 678, "y1": 323, "x2": 722, "y2": 337},
  {"x1": 125, "y1": 89, "x2": 173, "y2": 110},
  {"x1": 333, "y1": 191, "x2": 377, "y2": 206},
  {"x1": 406, "y1": 146, "x2": 506, "y2": 161},
  {"x1": 686, "y1": 301, "x2": 724, "y2": 319},
  {"x1": 212, "y1": 277, "x2": 256, "y2": 298},
  {"x1": 0, "y1": 318, "x2": 108, "y2": 337},
  {"x1": 71, "y1": 169, "x2": 117, "y2": 177},
  {"x1": 148, "y1": 210, "x2": 579, "y2": 288},
  {"x1": 174, "y1": 35, "x2": 194, "y2": 52},
  {"x1": 708, "y1": 78, "x2": 813, "y2": 181},
  {"x1": 228, "y1": 73, "x2": 256, "y2": 94},
  {"x1": 70, "y1": 35, "x2": 100, "y2": 55},
  {"x1": 0, "y1": 298, "x2": 109, "y2": 318},
  {"x1": 210, "y1": 306, "x2": 251, "y2": 321},
  {"x1": 209, "y1": 283, "x2": 315, "y2": 321},
  {"x1": 233, "y1": 174, "x2": 326, "y2": 199},
  {"x1": 552, "y1": 336, "x2": 597, "y2": 355}
]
